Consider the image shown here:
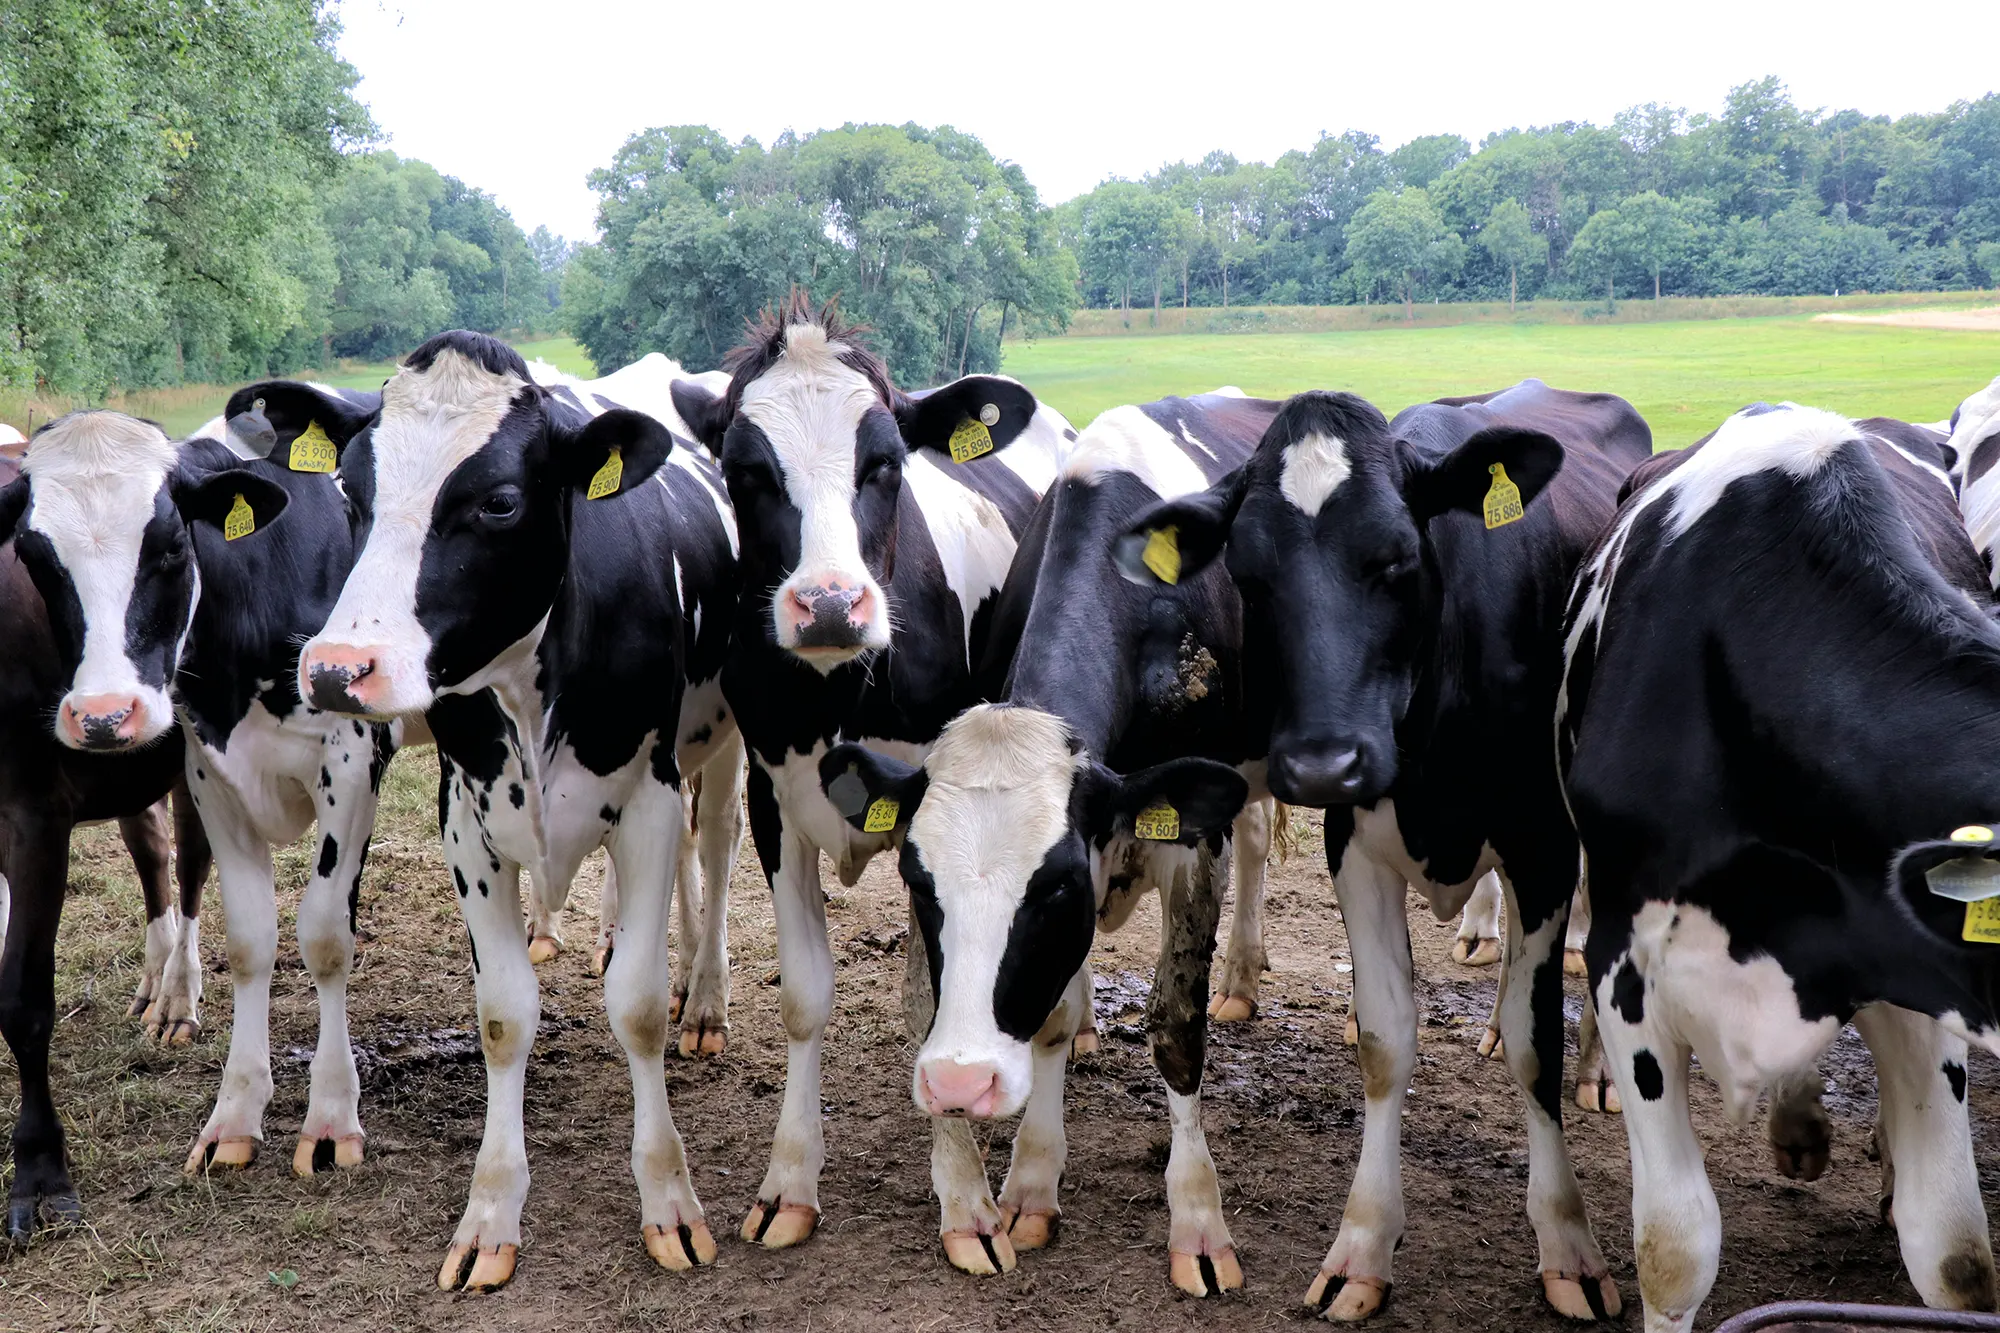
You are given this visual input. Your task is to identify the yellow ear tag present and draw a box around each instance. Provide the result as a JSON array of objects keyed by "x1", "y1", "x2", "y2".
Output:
[
  {"x1": 948, "y1": 417, "x2": 993, "y2": 464},
  {"x1": 288, "y1": 420, "x2": 337, "y2": 473},
  {"x1": 223, "y1": 493, "x2": 255, "y2": 541},
  {"x1": 863, "y1": 797, "x2": 900, "y2": 833},
  {"x1": 1133, "y1": 801, "x2": 1180, "y2": 841},
  {"x1": 1142, "y1": 525, "x2": 1181, "y2": 585},
  {"x1": 1483, "y1": 462, "x2": 1525, "y2": 530},
  {"x1": 586, "y1": 446, "x2": 623, "y2": 500},
  {"x1": 1952, "y1": 825, "x2": 1995, "y2": 843},
  {"x1": 1965, "y1": 897, "x2": 2000, "y2": 943}
]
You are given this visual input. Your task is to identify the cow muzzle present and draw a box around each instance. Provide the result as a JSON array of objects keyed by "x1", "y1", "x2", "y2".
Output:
[
  {"x1": 776, "y1": 575, "x2": 882, "y2": 661},
  {"x1": 915, "y1": 1058, "x2": 1005, "y2": 1118},
  {"x1": 57, "y1": 692, "x2": 159, "y2": 752},
  {"x1": 1268, "y1": 738, "x2": 1388, "y2": 808},
  {"x1": 300, "y1": 643, "x2": 392, "y2": 715}
]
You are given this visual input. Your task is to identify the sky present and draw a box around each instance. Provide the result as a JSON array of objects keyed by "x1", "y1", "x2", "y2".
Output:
[{"x1": 336, "y1": 0, "x2": 2000, "y2": 242}]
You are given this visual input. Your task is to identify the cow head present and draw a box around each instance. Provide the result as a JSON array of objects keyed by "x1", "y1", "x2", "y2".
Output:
[
  {"x1": 818, "y1": 705, "x2": 1247, "y2": 1118},
  {"x1": 0, "y1": 412, "x2": 288, "y2": 750},
  {"x1": 670, "y1": 292, "x2": 1038, "y2": 671},
  {"x1": 1112, "y1": 391, "x2": 1564, "y2": 807},
  {"x1": 286, "y1": 330, "x2": 674, "y2": 717}
]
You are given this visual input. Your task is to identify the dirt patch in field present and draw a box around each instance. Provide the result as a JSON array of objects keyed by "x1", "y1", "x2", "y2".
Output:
[
  {"x1": 2, "y1": 752, "x2": 1993, "y2": 1331},
  {"x1": 1815, "y1": 306, "x2": 2000, "y2": 331}
]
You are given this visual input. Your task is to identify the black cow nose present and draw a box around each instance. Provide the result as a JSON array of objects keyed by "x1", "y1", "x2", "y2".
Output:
[
  {"x1": 307, "y1": 660, "x2": 372, "y2": 712},
  {"x1": 1269, "y1": 748, "x2": 1369, "y2": 808},
  {"x1": 792, "y1": 582, "x2": 867, "y2": 649}
]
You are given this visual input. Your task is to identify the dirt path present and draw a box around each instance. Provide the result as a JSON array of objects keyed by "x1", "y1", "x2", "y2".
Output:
[
  {"x1": 1, "y1": 754, "x2": 1990, "y2": 1331},
  {"x1": 1815, "y1": 306, "x2": 2000, "y2": 331}
]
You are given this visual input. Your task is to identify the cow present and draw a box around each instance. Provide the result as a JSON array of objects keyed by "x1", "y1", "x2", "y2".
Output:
[
  {"x1": 281, "y1": 329, "x2": 743, "y2": 1291},
  {"x1": 663, "y1": 291, "x2": 1072, "y2": 1254},
  {"x1": 814, "y1": 390, "x2": 1279, "y2": 1291},
  {"x1": 0, "y1": 412, "x2": 279, "y2": 1239},
  {"x1": 1950, "y1": 375, "x2": 2000, "y2": 584},
  {"x1": 1558, "y1": 402, "x2": 2000, "y2": 1332},
  {"x1": 1114, "y1": 379, "x2": 1651, "y2": 1321}
]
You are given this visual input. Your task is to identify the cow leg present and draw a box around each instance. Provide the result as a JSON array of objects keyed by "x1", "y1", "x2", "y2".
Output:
[
  {"x1": 1764, "y1": 1064, "x2": 1830, "y2": 1181},
  {"x1": 118, "y1": 800, "x2": 183, "y2": 1036},
  {"x1": 1453, "y1": 870, "x2": 1504, "y2": 968},
  {"x1": 437, "y1": 781, "x2": 537, "y2": 1294},
  {"x1": 156, "y1": 776, "x2": 210, "y2": 1047},
  {"x1": 603, "y1": 777, "x2": 715, "y2": 1272},
  {"x1": 592, "y1": 858, "x2": 619, "y2": 977},
  {"x1": 1575, "y1": 997, "x2": 1622, "y2": 1114},
  {"x1": 1564, "y1": 882, "x2": 1590, "y2": 977},
  {"x1": 291, "y1": 743, "x2": 383, "y2": 1177},
  {"x1": 526, "y1": 865, "x2": 565, "y2": 965},
  {"x1": 1071, "y1": 957, "x2": 1100, "y2": 1056},
  {"x1": 1154, "y1": 845, "x2": 1241, "y2": 1297},
  {"x1": 1210, "y1": 796, "x2": 1271, "y2": 1022},
  {"x1": 1595, "y1": 959, "x2": 1715, "y2": 1333},
  {"x1": 1497, "y1": 871, "x2": 1618, "y2": 1320},
  {"x1": 182, "y1": 779, "x2": 277, "y2": 1175},
  {"x1": 668, "y1": 775, "x2": 700, "y2": 1024},
  {"x1": 999, "y1": 966, "x2": 1086, "y2": 1253},
  {"x1": 678, "y1": 734, "x2": 743, "y2": 1058},
  {"x1": 1308, "y1": 847, "x2": 1408, "y2": 1320},
  {"x1": 1, "y1": 814, "x2": 80, "y2": 1241},
  {"x1": 741, "y1": 775, "x2": 832, "y2": 1249},
  {"x1": 1853, "y1": 1004, "x2": 1996, "y2": 1310}
]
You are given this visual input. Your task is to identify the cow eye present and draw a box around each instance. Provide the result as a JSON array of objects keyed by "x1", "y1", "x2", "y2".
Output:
[
  {"x1": 861, "y1": 457, "x2": 900, "y2": 487},
  {"x1": 478, "y1": 490, "x2": 522, "y2": 524}
]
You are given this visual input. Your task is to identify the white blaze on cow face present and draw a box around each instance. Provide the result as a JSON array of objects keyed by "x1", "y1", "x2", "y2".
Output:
[
  {"x1": 738, "y1": 322, "x2": 893, "y2": 668},
  {"x1": 17, "y1": 413, "x2": 190, "y2": 750},
  {"x1": 908, "y1": 706, "x2": 1084, "y2": 1120},
  {"x1": 299, "y1": 348, "x2": 524, "y2": 717},
  {"x1": 1278, "y1": 429, "x2": 1351, "y2": 514}
]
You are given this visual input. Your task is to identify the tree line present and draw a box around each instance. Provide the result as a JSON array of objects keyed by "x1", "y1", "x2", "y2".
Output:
[{"x1": 1061, "y1": 80, "x2": 2000, "y2": 318}]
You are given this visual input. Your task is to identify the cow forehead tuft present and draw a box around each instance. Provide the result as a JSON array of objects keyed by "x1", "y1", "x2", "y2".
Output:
[
  {"x1": 382, "y1": 346, "x2": 526, "y2": 419},
  {"x1": 1278, "y1": 430, "x2": 1352, "y2": 514},
  {"x1": 924, "y1": 704, "x2": 1081, "y2": 791},
  {"x1": 371, "y1": 348, "x2": 527, "y2": 509},
  {"x1": 1949, "y1": 374, "x2": 2000, "y2": 476},
  {"x1": 22, "y1": 411, "x2": 178, "y2": 484}
]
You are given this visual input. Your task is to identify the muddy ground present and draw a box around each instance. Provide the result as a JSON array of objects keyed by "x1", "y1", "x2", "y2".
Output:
[{"x1": 1, "y1": 749, "x2": 1991, "y2": 1332}]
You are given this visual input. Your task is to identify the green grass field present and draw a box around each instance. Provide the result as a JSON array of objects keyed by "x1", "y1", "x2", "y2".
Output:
[{"x1": 1003, "y1": 315, "x2": 2000, "y2": 449}]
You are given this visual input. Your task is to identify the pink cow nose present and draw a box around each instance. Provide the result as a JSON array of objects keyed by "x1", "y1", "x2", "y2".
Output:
[
  {"x1": 302, "y1": 643, "x2": 384, "y2": 713},
  {"x1": 918, "y1": 1060, "x2": 1003, "y2": 1118},
  {"x1": 59, "y1": 693, "x2": 147, "y2": 750},
  {"x1": 785, "y1": 578, "x2": 875, "y2": 650}
]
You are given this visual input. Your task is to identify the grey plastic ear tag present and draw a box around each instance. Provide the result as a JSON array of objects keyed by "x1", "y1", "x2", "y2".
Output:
[
  {"x1": 1925, "y1": 857, "x2": 2000, "y2": 903},
  {"x1": 825, "y1": 770, "x2": 869, "y2": 821}
]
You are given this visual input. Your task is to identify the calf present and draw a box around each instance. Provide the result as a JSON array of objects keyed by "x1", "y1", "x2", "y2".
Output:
[
  {"x1": 818, "y1": 391, "x2": 1279, "y2": 1290},
  {"x1": 1117, "y1": 379, "x2": 1649, "y2": 1321},
  {"x1": 1559, "y1": 403, "x2": 2000, "y2": 1332},
  {"x1": 284, "y1": 330, "x2": 742, "y2": 1290},
  {"x1": 665, "y1": 291, "x2": 1071, "y2": 1251},
  {"x1": 0, "y1": 414, "x2": 274, "y2": 1238}
]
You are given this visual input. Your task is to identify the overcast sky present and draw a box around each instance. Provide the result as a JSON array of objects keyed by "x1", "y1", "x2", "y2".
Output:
[{"x1": 336, "y1": 0, "x2": 2000, "y2": 242}]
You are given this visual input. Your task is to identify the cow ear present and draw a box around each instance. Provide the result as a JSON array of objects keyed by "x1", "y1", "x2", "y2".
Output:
[
  {"x1": 172, "y1": 467, "x2": 291, "y2": 537},
  {"x1": 1403, "y1": 426, "x2": 1564, "y2": 527},
  {"x1": 564, "y1": 409, "x2": 674, "y2": 500},
  {"x1": 0, "y1": 474, "x2": 28, "y2": 545},
  {"x1": 895, "y1": 376, "x2": 1040, "y2": 463},
  {"x1": 1076, "y1": 757, "x2": 1249, "y2": 846},
  {"x1": 819, "y1": 743, "x2": 929, "y2": 834},
  {"x1": 1888, "y1": 828, "x2": 2000, "y2": 954},
  {"x1": 223, "y1": 381, "x2": 377, "y2": 462},
  {"x1": 670, "y1": 379, "x2": 731, "y2": 456},
  {"x1": 1111, "y1": 468, "x2": 1247, "y2": 589}
]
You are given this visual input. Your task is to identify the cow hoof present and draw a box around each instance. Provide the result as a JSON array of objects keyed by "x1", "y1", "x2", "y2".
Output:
[
  {"x1": 1564, "y1": 948, "x2": 1588, "y2": 978},
  {"x1": 942, "y1": 1227, "x2": 1017, "y2": 1276},
  {"x1": 186, "y1": 1136, "x2": 259, "y2": 1175},
  {"x1": 678, "y1": 1022, "x2": 728, "y2": 1059},
  {"x1": 591, "y1": 945, "x2": 613, "y2": 978},
  {"x1": 293, "y1": 1134, "x2": 365, "y2": 1177},
  {"x1": 1477, "y1": 1027, "x2": 1505, "y2": 1061},
  {"x1": 127, "y1": 989, "x2": 153, "y2": 1019},
  {"x1": 148, "y1": 1015, "x2": 199, "y2": 1046},
  {"x1": 5, "y1": 1190, "x2": 82, "y2": 1243},
  {"x1": 741, "y1": 1200, "x2": 817, "y2": 1249},
  {"x1": 1771, "y1": 1138, "x2": 1830, "y2": 1182},
  {"x1": 527, "y1": 936, "x2": 561, "y2": 966},
  {"x1": 1306, "y1": 1271, "x2": 1389, "y2": 1321},
  {"x1": 1170, "y1": 1247, "x2": 1243, "y2": 1297},
  {"x1": 1208, "y1": 994, "x2": 1257, "y2": 1022},
  {"x1": 1451, "y1": 937, "x2": 1503, "y2": 968},
  {"x1": 1343, "y1": 1014, "x2": 1359, "y2": 1047},
  {"x1": 998, "y1": 1203, "x2": 1058, "y2": 1250},
  {"x1": 643, "y1": 1220, "x2": 716, "y2": 1271},
  {"x1": 439, "y1": 1241, "x2": 517, "y2": 1292},
  {"x1": 667, "y1": 990, "x2": 684, "y2": 1023},
  {"x1": 1542, "y1": 1270, "x2": 1622, "y2": 1321},
  {"x1": 1575, "y1": 1077, "x2": 1621, "y2": 1115},
  {"x1": 1071, "y1": 1030, "x2": 1100, "y2": 1058}
]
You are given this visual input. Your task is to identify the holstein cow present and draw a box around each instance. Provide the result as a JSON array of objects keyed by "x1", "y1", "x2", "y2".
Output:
[
  {"x1": 283, "y1": 330, "x2": 742, "y2": 1290},
  {"x1": 1559, "y1": 403, "x2": 2000, "y2": 1333},
  {"x1": 816, "y1": 391, "x2": 1280, "y2": 1291},
  {"x1": 1951, "y1": 375, "x2": 2000, "y2": 584},
  {"x1": 665, "y1": 292, "x2": 1070, "y2": 1252},
  {"x1": 0, "y1": 413, "x2": 282, "y2": 1238},
  {"x1": 1117, "y1": 379, "x2": 1651, "y2": 1321}
]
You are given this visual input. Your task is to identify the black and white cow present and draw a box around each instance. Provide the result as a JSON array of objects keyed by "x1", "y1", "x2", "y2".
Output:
[
  {"x1": 0, "y1": 413, "x2": 283, "y2": 1238},
  {"x1": 1951, "y1": 375, "x2": 2000, "y2": 582},
  {"x1": 665, "y1": 292, "x2": 1071, "y2": 1252},
  {"x1": 815, "y1": 391, "x2": 1278, "y2": 1291},
  {"x1": 281, "y1": 330, "x2": 743, "y2": 1290},
  {"x1": 1559, "y1": 402, "x2": 2000, "y2": 1332},
  {"x1": 1116, "y1": 379, "x2": 1651, "y2": 1321}
]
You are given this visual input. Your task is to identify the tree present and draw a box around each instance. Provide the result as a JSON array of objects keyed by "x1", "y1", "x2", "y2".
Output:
[
  {"x1": 1616, "y1": 192, "x2": 1702, "y2": 298},
  {"x1": 1389, "y1": 134, "x2": 1471, "y2": 189},
  {"x1": 1344, "y1": 188, "x2": 1465, "y2": 320},
  {"x1": 1567, "y1": 206, "x2": 1625, "y2": 302},
  {"x1": 1477, "y1": 200, "x2": 1547, "y2": 311}
]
